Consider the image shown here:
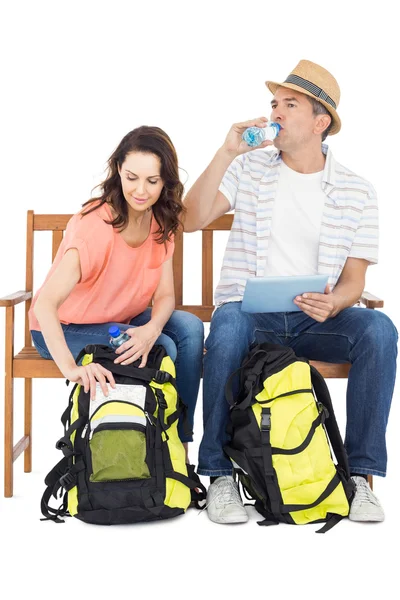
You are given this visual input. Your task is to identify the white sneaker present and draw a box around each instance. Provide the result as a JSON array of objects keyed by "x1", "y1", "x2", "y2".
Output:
[
  {"x1": 206, "y1": 476, "x2": 249, "y2": 524},
  {"x1": 349, "y1": 476, "x2": 385, "y2": 522}
]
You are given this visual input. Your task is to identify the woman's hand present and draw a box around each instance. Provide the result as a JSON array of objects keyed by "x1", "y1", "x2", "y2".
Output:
[
  {"x1": 64, "y1": 363, "x2": 116, "y2": 400},
  {"x1": 222, "y1": 117, "x2": 274, "y2": 156},
  {"x1": 114, "y1": 323, "x2": 160, "y2": 367}
]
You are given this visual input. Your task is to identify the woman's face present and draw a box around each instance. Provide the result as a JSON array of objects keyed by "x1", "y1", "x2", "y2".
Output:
[{"x1": 119, "y1": 151, "x2": 164, "y2": 213}]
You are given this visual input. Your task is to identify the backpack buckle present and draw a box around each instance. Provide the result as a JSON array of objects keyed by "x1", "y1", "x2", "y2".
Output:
[
  {"x1": 154, "y1": 370, "x2": 170, "y2": 384},
  {"x1": 317, "y1": 402, "x2": 329, "y2": 420},
  {"x1": 261, "y1": 413, "x2": 271, "y2": 431},
  {"x1": 59, "y1": 471, "x2": 76, "y2": 491}
]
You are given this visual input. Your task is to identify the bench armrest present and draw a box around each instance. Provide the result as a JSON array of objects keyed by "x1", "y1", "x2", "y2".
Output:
[
  {"x1": 0, "y1": 290, "x2": 32, "y2": 307},
  {"x1": 360, "y1": 291, "x2": 384, "y2": 309}
]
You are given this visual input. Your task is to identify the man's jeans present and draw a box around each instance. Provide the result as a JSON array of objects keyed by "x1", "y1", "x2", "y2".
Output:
[
  {"x1": 31, "y1": 308, "x2": 204, "y2": 443},
  {"x1": 198, "y1": 302, "x2": 398, "y2": 478}
]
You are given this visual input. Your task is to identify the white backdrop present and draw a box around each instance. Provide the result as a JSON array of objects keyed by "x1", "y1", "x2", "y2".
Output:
[{"x1": 0, "y1": 1, "x2": 399, "y2": 598}]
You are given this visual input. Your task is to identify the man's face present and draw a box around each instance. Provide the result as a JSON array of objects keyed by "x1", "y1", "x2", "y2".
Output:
[{"x1": 270, "y1": 87, "x2": 321, "y2": 152}]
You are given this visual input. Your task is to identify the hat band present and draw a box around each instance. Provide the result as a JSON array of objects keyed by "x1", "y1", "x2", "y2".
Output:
[{"x1": 284, "y1": 74, "x2": 337, "y2": 109}]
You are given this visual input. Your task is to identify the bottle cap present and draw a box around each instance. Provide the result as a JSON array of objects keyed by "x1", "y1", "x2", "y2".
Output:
[
  {"x1": 108, "y1": 325, "x2": 121, "y2": 337},
  {"x1": 269, "y1": 122, "x2": 281, "y2": 131}
]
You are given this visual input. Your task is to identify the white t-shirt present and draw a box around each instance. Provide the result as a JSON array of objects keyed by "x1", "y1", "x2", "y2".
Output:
[{"x1": 264, "y1": 161, "x2": 325, "y2": 276}]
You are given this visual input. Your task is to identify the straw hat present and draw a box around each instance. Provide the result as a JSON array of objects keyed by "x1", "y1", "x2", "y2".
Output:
[{"x1": 266, "y1": 60, "x2": 341, "y2": 135}]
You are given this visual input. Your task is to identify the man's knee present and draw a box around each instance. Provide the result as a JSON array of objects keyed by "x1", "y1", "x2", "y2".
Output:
[
  {"x1": 360, "y1": 310, "x2": 398, "y2": 350},
  {"x1": 206, "y1": 302, "x2": 252, "y2": 352}
]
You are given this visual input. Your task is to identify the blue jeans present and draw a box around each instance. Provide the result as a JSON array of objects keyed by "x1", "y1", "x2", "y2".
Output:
[
  {"x1": 197, "y1": 302, "x2": 398, "y2": 478},
  {"x1": 31, "y1": 308, "x2": 204, "y2": 443}
]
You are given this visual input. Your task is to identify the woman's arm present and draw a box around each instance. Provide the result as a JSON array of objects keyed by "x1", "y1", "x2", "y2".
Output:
[
  {"x1": 33, "y1": 248, "x2": 115, "y2": 397},
  {"x1": 147, "y1": 256, "x2": 175, "y2": 334},
  {"x1": 114, "y1": 257, "x2": 175, "y2": 367},
  {"x1": 33, "y1": 249, "x2": 83, "y2": 374}
]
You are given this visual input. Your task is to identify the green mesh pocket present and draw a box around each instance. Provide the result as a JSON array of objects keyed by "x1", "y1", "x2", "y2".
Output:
[{"x1": 89, "y1": 427, "x2": 150, "y2": 482}]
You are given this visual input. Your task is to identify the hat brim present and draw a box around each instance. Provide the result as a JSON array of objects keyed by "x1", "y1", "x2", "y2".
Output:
[{"x1": 265, "y1": 80, "x2": 341, "y2": 136}]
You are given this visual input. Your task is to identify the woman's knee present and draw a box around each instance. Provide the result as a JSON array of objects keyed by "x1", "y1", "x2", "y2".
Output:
[
  {"x1": 157, "y1": 333, "x2": 177, "y2": 362},
  {"x1": 31, "y1": 331, "x2": 52, "y2": 359},
  {"x1": 166, "y1": 310, "x2": 205, "y2": 344}
]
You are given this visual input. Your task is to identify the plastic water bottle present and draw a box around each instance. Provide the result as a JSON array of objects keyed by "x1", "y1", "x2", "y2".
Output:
[
  {"x1": 109, "y1": 325, "x2": 130, "y2": 349},
  {"x1": 242, "y1": 122, "x2": 281, "y2": 147}
]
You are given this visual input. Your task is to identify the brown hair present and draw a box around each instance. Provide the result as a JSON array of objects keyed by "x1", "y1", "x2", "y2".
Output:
[{"x1": 81, "y1": 126, "x2": 185, "y2": 243}]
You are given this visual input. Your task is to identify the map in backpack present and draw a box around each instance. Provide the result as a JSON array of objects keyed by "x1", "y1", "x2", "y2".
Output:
[{"x1": 89, "y1": 383, "x2": 146, "y2": 417}]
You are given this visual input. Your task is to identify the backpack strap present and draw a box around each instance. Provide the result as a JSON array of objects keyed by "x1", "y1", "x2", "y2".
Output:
[
  {"x1": 166, "y1": 467, "x2": 207, "y2": 507},
  {"x1": 93, "y1": 358, "x2": 177, "y2": 387},
  {"x1": 166, "y1": 398, "x2": 192, "y2": 439},
  {"x1": 259, "y1": 407, "x2": 285, "y2": 522},
  {"x1": 40, "y1": 456, "x2": 70, "y2": 523},
  {"x1": 310, "y1": 366, "x2": 351, "y2": 478},
  {"x1": 40, "y1": 456, "x2": 86, "y2": 523},
  {"x1": 55, "y1": 415, "x2": 88, "y2": 456},
  {"x1": 225, "y1": 350, "x2": 270, "y2": 408},
  {"x1": 225, "y1": 345, "x2": 300, "y2": 409},
  {"x1": 315, "y1": 513, "x2": 344, "y2": 533},
  {"x1": 60, "y1": 383, "x2": 79, "y2": 430}
]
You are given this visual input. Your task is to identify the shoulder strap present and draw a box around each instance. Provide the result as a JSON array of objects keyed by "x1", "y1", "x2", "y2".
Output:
[
  {"x1": 225, "y1": 344, "x2": 298, "y2": 409},
  {"x1": 225, "y1": 349, "x2": 270, "y2": 407},
  {"x1": 310, "y1": 365, "x2": 350, "y2": 478},
  {"x1": 40, "y1": 456, "x2": 70, "y2": 523}
]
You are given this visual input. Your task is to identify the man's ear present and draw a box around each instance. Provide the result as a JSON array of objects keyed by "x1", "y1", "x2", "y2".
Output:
[{"x1": 315, "y1": 114, "x2": 331, "y2": 137}]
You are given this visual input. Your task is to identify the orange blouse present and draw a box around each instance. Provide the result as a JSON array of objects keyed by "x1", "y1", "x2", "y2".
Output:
[{"x1": 29, "y1": 203, "x2": 174, "y2": 331}]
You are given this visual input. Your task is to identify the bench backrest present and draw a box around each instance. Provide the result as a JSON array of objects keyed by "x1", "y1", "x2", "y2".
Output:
[{"x1": 24, "y1": 211, "x2": 233, "y2": 341}]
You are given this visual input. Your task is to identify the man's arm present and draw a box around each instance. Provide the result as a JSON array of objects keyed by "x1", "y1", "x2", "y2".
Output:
[
  {"x1": 293, "y1": 258, "x2": 369, "y2": 322},
  {"x1": 183, "y1": 117, "x2": 272, "y2": 232},
  {"x1": 183, "y1": 150, "x2": 233, "y2": 232}
]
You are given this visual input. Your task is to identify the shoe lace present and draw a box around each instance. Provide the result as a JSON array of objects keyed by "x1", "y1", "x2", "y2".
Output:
[
  {"x1": 200, "y1": 478, "x2": 242, "y2": 514},
  {"x1": 354, "y1": 477, "x2": 379, "y2": 506}
]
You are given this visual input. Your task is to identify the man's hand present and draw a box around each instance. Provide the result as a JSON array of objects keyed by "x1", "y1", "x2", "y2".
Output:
[
  {"x1": 293, "y1": 284, "x2": 340, "y2": 322},
  {"x1": 114, "y1": 323, "x2": 160, "y2": 368},
  {"x1": 223, "y1": 117, "x2": 274, "y2": 157}
]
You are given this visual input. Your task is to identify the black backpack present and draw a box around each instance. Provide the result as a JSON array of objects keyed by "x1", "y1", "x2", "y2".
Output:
[
  {"x1": 41, "y1": 343, "x2": 206, "y2": 525},
  {"x1": 224, "y1": 343, "x2": 355, "y2": 533}
]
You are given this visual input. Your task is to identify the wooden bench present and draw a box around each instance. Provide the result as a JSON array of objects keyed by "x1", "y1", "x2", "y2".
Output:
[{"x1": 1, "y1": 211, "x2": 383, "y2": 497}]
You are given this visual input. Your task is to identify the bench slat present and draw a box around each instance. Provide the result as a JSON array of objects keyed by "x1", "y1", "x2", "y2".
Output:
[
  {"x1": 202, "y1": 230, "x2": 213, "y2": 306},
  {"x1": 12, "y1": 345, "x2": 351, "y2": 380},
  {"x1": 33, "y1": 214, "x2": 72, "y2": 231}
]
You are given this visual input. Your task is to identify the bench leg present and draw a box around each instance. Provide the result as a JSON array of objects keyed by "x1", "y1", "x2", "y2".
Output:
[
  {"x1": 4, "y1": 306, "x2": 14, "y2": 497},
  {"x1": 367, "y1": 474, "x2": 373, "y2": 491},
  {"x1": 24, "y1": 378, "x2": 32, "y2": 473},
  {"x1": 4, "y1": 367, "x2": 14, "y2": 498}
]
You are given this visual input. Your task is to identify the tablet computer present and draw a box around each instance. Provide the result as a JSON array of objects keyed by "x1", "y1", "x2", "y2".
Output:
[{"x1": 241, "y1": 274, "x2": 329, "y2": 313}]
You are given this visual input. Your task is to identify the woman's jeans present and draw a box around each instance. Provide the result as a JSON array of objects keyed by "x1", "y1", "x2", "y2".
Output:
[
  {"x1": 31, "y1": 308, "x2": 204, "y2": 443},
  {"x1": 197, "y1": 302, "x2": 398, "y2": 478}
]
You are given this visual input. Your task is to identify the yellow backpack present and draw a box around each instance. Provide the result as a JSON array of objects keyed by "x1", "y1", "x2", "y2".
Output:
[
  {"x1": 224, "y1": 343, "x2": 355, "y2": 533},
  {"x1": 41, "y1": 344, "x2": 205, "y2": 524}
]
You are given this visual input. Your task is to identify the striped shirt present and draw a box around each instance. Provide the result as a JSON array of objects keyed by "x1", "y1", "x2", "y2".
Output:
[{"x1": 215, "y1": 144, "x2": 379, "y2": 306}]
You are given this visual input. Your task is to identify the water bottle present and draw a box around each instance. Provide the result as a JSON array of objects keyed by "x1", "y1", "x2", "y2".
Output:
[
  {"x1": 242, "y1": 122, "x2": 281, "y2": 147},
  {"x1": 108, "y1": 325, "x2": 130, "y2": 349}
]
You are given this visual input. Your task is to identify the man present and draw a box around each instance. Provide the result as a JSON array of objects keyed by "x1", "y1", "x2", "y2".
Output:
[{"x1": 183, "y1": 60, "x2": 398, "y2": 524}]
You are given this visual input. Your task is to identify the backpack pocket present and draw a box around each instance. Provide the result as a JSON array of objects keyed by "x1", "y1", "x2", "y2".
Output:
[{"x1": 88, "y1": 400, "x2": 153, "y2": 483}]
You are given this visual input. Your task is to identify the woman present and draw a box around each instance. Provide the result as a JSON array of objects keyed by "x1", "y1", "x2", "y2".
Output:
[{"x1": 29, "y1": 126, "x2": 204, "y2": 457}]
